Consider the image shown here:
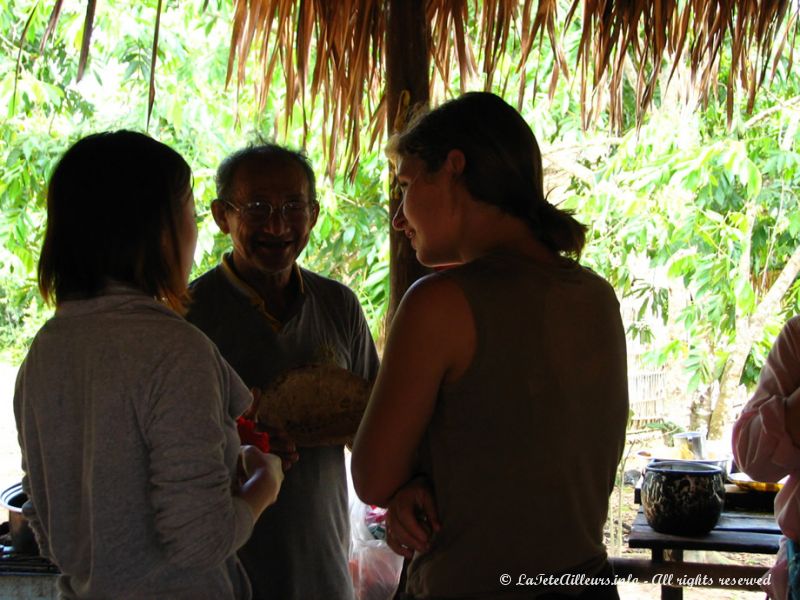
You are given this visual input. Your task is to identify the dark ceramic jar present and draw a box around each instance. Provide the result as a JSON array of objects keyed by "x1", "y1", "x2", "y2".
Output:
[{"x1": 641, "y1": 460, "x2": 725, "y2": 536}]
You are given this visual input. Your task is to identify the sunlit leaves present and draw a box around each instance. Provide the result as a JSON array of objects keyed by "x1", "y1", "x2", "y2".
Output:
[
  {"x1": 575, "y1": 66, "x2": 800, "y2": 398},
  {"x1": 2, "y1": 0, "x2": 800, "y2": 391},
  {"x1": 0, "y1": 0, "x2": 396, "y2": 359}
]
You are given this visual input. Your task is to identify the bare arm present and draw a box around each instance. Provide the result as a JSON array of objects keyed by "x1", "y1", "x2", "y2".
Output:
[{"x1": 351, "y1": 275, "x2": 475, "y2": 506}]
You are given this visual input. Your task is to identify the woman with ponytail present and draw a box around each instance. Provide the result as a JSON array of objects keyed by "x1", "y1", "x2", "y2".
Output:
[{"x1": 352, "y1": 93, "x2": 628, "y2": 599}]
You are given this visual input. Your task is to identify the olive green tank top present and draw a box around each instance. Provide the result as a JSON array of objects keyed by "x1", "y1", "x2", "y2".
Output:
[{"x1": 406, "y1": 252, "x2": 629, "y2": 599}]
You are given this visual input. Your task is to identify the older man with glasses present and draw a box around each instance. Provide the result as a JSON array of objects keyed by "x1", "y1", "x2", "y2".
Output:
[{"x1": 186, "y1": 143, "x2": 379, "y2": 600}]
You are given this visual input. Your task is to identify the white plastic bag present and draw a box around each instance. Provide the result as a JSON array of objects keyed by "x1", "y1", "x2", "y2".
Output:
[{"x1": 349, "y1": 500, "x2": 403, "y2": 600}]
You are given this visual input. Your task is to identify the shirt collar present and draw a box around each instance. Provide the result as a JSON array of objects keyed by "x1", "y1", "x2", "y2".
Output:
[{"x1": 220, "y1": 253, "x2": 305, "y2": 330}]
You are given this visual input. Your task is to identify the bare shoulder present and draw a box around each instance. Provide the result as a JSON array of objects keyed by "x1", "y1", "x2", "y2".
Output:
[
  {"x1": 400, "y1": 272, "x2": 470, "y2": 320},
  {"x1": 395, "y1": 273, "x2": 475, "y2": 382}
]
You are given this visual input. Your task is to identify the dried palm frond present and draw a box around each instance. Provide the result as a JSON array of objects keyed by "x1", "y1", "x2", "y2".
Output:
[
  {"x1": 12, "y1": 3, "x2": 38, "y2": 115},
  {"x1": 39, "y1": 0, "x2": 161, "y2": 129},
  {"x1": 770, "y1": 9, "x2": 797, "y2": 83},
  {"x1": 478, "y1": 0, "x2": 515, "y2": 90},
  {"x1": 428, "y1": 0, "x2": 477, "y2": 95},
  {"x1": 147, "y1": 0, "x2": 164, "y2": 131},
  {"x1": 516, "y1": 0, "x2": 569, "y2": 108},
  {"x1": 77, "y1": 0, "x2": 96, "y2": 82},
  {"x1": 564, "y1": 0, "x2": 797, "y2": 130},
  {"x1": 39, "y1": 0, "x2": 64, "y2": 52},
  {"x1": 224, "y1": 0, "x2": 388, "y2": 177},
  {"x1": 31, "y1": 0, "x2": 799, "y2": 174}
]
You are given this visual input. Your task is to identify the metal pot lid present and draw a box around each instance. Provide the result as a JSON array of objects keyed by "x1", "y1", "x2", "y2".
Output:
[
  {"x1": 645, "y1": 460, "x2": 723, "y2": 475},
  {"x1": 0, "y1": 482, "x2": 25, "y2": 513}
]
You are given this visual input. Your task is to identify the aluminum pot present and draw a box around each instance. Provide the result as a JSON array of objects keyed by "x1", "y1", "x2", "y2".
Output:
[{"x1": 0, "y1": 482, "x2": 40, "y2": 555}]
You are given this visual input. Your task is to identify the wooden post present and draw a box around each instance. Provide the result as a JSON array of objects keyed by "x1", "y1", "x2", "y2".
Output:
[{"x1": 385, "y1": 0, "x2": 430, "y2": 326}]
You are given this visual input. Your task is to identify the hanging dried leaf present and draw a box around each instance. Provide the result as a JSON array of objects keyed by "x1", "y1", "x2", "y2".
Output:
[
  {"x1": 146, "y1": 0, "x2": 164, "y2": 131},
  {"x1": 12, "y1": 3, "x2": 38, "y2": 115},
  {"x1": 31, "y1": 0, "x2": 800, "y2": 174},
  {"x1": 76, "y1": 0, "x2": 96, "y2": 82},
  {"x1": 224, "y1": 0, "x2": 387, "y2": 177},
  {"x1": 39, "y1": 0, "x2": 64, "y2": 52}
]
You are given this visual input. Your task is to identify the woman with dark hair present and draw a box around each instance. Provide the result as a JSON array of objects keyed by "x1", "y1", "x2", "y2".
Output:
[
  {"x1": 15, "y1": 130, "x2": 283, "y2": 599},
  {"x1": 352, "y1": 93, "x2": 629, "y2": 599}
]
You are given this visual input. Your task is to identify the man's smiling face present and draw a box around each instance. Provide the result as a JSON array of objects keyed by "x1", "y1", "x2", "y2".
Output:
[{"x1": 215, "y1": 157, "x2": 319, "y2": 280}]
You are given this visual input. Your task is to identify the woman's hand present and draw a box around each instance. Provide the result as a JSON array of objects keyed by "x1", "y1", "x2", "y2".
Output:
[
  {"x1": 385, "y1": 477, "x2": 441, "y2": 559},
  {"x1": 236, "y1": 445, "x2": 284, "y2": 520}
]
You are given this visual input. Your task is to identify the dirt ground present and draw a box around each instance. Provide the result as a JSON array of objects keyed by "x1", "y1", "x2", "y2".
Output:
[{"x1": 0, "y1": 363, "x2": 773, "y2": 599}]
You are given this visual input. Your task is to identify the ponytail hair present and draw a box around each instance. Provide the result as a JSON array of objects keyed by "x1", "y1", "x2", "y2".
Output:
[
  {"x1": 530, "y1": 199, "x2": 586, "y2": 257},
  {"x1": 387, "y1": 92, "x2": 586, "y2": 257}
]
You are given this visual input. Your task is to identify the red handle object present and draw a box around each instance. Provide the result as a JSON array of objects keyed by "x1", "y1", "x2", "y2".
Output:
[{"x1": 236, "y1": 416, "x2": 270, "y2": 453}]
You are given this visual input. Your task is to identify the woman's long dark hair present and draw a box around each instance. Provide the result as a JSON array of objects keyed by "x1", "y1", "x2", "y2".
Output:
[{"x1": 388, "y1": 92, "x2": 586, "y2": 257}]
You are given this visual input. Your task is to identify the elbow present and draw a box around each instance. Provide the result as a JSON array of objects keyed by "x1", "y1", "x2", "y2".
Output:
[
  {"x1": 732, "y1": 414, "x2": 761, "y2": 468},
  {"x1": 350, "y1": 455, "x2": 393, "y2": 507},
  {"x1": 350, "y1": 458, "x2": 375, "y2": 504},
  {"x1": 162, "y1": 536, "x2": 228, "y2": 572},
  {"x1": 156, "y1": 505, "x2": 241, "y2": 571},
  {"x1": 737, "y1": 452, "x2": 785, "y2": 483},
  {"x1": 354, "y1": 481, "x2": 392, "y2": 508},
  {"x1": 354, "y1": 483, "x2": 392, "y2": 508},
  {"x1": 732, "y1": 419, "x2": 787, "y2": 482}
]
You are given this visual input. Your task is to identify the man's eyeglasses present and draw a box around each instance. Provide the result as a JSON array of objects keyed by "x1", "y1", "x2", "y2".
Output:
[{"x1": 219, "y1": 199, "x2": 311, "y2": 223}]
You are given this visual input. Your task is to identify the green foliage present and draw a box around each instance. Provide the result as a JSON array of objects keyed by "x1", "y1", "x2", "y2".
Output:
[
  {"x1": 576, "y1": 63, "x2": 800, "y2": 394},
  {"x1": 645, "y1": 420, "x2": 685, "y2": 446},
  {"x1": 2, "y1": 0, "x2": 800, "y2": 422},
  {"x1": 0, "y1": 0, "x2": 391, "y2": 360},
  {"x1": 304, "y1": 152, "x2": 391, "y2": 346}
]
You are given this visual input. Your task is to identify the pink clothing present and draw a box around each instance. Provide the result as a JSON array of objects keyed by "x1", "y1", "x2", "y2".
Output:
[{"x1": 733, "y1": 316, "x2": 800, "y2": 600}]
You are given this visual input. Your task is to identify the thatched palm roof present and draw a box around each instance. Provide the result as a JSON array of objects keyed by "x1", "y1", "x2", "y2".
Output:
[
  {"x1": 24, "y1": 0, "x2": 800, "y2": 322},
  {"x1": 37, "y1": 0, "x2": 798, "y2": 172}
]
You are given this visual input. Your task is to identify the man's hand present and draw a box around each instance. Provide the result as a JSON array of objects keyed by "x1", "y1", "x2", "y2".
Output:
[
  {"x1": 257, "y1": 424, "x2": 299, "y2": 471},
  {"x1": 385, "y1": 476, "x2": 441, "y2": 559},
  {"x1": 249, "y1": 388, "x2": 299, "y2": 471}
]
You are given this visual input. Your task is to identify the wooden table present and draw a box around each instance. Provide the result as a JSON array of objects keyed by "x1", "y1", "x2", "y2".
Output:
[
  {"x1": 615, "y1": 507, "x2": 780, "y2": 599},
  {"x1": 620, "y1": 481, "x2": 781, "y2": 598}
]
